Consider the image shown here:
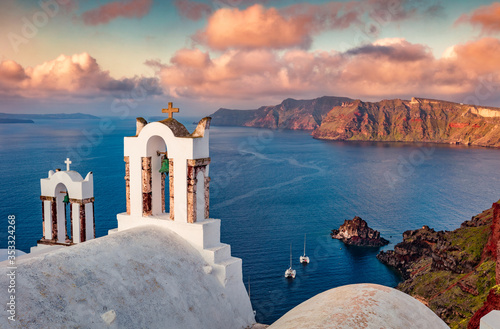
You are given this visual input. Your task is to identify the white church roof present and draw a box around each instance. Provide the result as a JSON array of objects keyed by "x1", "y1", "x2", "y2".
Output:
[
  {"x1": 268, "y1": 283, "x2": 449, "y2": 329},
  {"x1": 0, "y1": 226, "x2": 253, "y2": 329}
]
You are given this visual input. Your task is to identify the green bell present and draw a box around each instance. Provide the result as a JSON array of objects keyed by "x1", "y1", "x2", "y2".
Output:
[
  {"x1": 159, "y1": 159, "x2": 169, "y2": 174},
  {"x1": 63, "y1": 193, "x2": 70, "y2": 204}
]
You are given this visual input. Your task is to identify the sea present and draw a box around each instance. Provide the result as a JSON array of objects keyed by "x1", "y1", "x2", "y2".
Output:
[{"x1": 1, "y1": 117, "x2": 500, "y2": 324}]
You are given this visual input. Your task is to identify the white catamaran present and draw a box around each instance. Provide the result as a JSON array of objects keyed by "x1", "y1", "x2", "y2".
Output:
[
  {"x1": 300, "y1": 234, "x2": 310, "y2": 264},
  {"x1": 284, "y1": 243, "x2": 296, "y2": 279}
]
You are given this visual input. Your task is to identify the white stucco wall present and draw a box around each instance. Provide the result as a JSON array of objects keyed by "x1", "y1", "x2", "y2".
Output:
[
  {"x1": 40, "y1": 170, "x2": 93, "y2": 200},
  {"x1": 0, "y1": 226, "x2": 255, "y2": 329}
]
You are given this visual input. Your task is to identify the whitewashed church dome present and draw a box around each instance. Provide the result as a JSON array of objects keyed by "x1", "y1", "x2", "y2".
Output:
[
  {"x1": 269, "y1": 283, "x2": 449, "y2": 329},
  {"x1": 0, "y1": 226, "x2": 253, "y2": 329}
]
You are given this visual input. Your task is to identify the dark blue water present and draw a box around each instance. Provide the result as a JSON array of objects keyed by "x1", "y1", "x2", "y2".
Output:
[{"x1": 1, "y1": 119, "x2": 500, "y2": 324}]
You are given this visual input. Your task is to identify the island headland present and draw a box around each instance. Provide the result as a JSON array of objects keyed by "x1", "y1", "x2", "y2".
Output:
[{"x1": 210, "y1": 96, "x2": 500, "y2": 148}]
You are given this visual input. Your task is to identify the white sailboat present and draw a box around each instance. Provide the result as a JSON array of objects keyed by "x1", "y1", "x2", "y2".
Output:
[
  {"x1": 300, "y1": 234, "x2": 310, "y2": 264},
  {"x1": 284, "y1": 243, "x2": 296, "y2": 279}
]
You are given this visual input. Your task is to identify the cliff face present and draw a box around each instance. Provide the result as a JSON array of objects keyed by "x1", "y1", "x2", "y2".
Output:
[
  {"x1": 377, "y1": 200, "x2": 500, "y2": 328},
  {"x1": 210, "y1": 96, "x2": 353, "y2": 130},
  {"x1": 331, "y1": 216, "x2": 389, "y2": 247},
  {"x1": 468, "y1": 202, "x2": 500, "y2": 329},
  {"x1": 312, "y1": 98, "x2": 500, "y2": 147},
  {"x1": 468, "y1": 287, "x2": 500, "y2": 329},
  {"x1": 209, "y1": 96, "x2": 500, "y2": 148}
]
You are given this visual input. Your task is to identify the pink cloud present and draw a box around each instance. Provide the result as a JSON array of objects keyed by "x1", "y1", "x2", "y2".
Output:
[
  {"x1": 59, "y1": 0, "x2": 79, "y2": 14},
  {"x1": 194, "y1": 3, "x2": 363, "y2": 50},
  {"x1": 150, "y1": 38, "x2": 500, "y2": 104},
  {"x1": 0, "y1": 61, "x2": 27, "y2": 82},
  {"x1": 193, "y1": 1, "x2": 442, "y2": 51},
  {"x1": 193, "y1": 4, "x2": 317, "y2": 50},
  {"x1": 456, "y1": 2, "x2": 500, "y2": 34},
  {"x1": 174, "y1": 0, "x2": 212, "y2": 21},
  {"x1": 452, "y1": 37, "x2": 500, "y2": 73},
  {"x1": 81, "y1": 0, "x2": 153, "y2": 26},
  {"x1": 344, "y1": 38, "x2": 432, "y2": 62},
  {"x1": 174, "y1": 0, "x2": 271, "y2": 21},
  {"x1": 0, "y1": 53, "x2": 162, "y2": 99}
]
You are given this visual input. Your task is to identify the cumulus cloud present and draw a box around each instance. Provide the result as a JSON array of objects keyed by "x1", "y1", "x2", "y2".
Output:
[
  {"x1": 193, "y1": 4, "x2": 323, "y2": 50},
  {"x1": 0, "y1": 53, "x2": 162, "y2": 99},
  {"x1": 174, "y1": 0, "x2": 212, "y2": 21},
  {"x1": 451, "y1": 37, "x2": 500, "y2": 73},
  {"x1": 0, "y1": 61, "x2": 27, "y2": 82},
  {"x1": 345, "y1": 38, "x2": 431, "y2": 62},
  {"x1": 456, "y1": 2, "x2": 500, "y2": 34},
  {"x1": 174, "y1": 0, "x2": 270, "y2": 21},
  {"x1": 81, "y1": 0, "x2": 153, "y2": 26},
  {"x1": 192, "y1": 1, "x2": 442, "y2": 50},
  {"x1": 149, "y1": 37, "x2": 500, "y2": 103}
]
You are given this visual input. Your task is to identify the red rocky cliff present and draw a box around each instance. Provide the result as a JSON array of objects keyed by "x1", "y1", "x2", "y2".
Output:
[
  {"x1": 210, "y1": 96, "x2": 353, "y2": 130},
  {"x1": 331, "y1": 216, "x2": 389, "y2": 247},
  {"x1": 468, "y1": 201, "x2": 500, "y2": 329},
  {"x1": 313, "y1": 98, "x2": 500, "y2": 148},
  {"x1": 210, "y1": 96, "x2": 500, "y2": 148}
]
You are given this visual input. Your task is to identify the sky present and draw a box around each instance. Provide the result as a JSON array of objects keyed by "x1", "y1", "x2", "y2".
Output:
[{"x1": 2, "y1": 0, "x2": 500, "y2": 116}]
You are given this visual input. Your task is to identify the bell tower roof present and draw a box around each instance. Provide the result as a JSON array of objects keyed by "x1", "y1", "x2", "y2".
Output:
[
  {"x1": 156, "y1": 117, "x2": 212, "y2": 138},
  {"x1": 158, "y1": 118, "x2": 191, "y2": 137}
]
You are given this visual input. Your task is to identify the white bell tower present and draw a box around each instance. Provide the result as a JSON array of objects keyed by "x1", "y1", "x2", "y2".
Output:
[
  {"x1": 114, "y1": 104, "x2": 250, "y2": 300},
  {"x1": 38, "y1": 159, "x2": 95, "y2": 245},
  {"x1": 121, "y1": 102, "x2": 212, "y2": 223}
]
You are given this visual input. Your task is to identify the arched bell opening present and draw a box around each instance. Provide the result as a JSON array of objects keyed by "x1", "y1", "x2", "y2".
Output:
[
  {"x1": 65, "y1": 195, "x2": 71, "y2": 241},
  {"x1": 196, "y1": 170, "x2": 205, "y2": 222},
  {"x1": 54, "y1": 182, "x2": 71, "y2": 244},
  {"x1": 146, "y1": 135, "x2": 172, "y2": 217}
]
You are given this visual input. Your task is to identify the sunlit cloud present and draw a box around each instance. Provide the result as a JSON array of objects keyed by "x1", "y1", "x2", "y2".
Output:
[
  {"x1": 174, "y1": 0, "x2": 271, "y2": 21},
  {"x1": 174, "y1": 0, "x2": 212, "y2": 21},
  {"x1": 81, "y1": 0, "x2": 153, "y2": 26},
  {"x1": 0, "y1": 53, "x2": 162, "y2": 101},
  {"x1": 148, "y1": 37, "x2": 500, "y2": 104},
  {"x1": 192, "y1": 1, "x2": 443, "y2": 50},
  {"x1": 456, "y1": 2, "x2": 500, "y2": 34}
]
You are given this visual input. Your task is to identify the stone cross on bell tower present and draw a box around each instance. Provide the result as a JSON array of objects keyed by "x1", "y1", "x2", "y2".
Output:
[{"x1": 162, "y1": 102, "x2": 179, "y2": 119}]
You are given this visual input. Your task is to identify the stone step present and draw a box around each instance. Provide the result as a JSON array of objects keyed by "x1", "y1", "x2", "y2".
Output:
[
  {"x1": 213, "y1": 256, "x2": 243, "y2": 287},
  {"x1": 201, "y1": 243, "x2": 231, "y2": 264}
]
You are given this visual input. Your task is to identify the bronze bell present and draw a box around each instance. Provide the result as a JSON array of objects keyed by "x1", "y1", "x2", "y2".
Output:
[{"x1": 159, "y1": 159, "x2": 169, "y2": 174}]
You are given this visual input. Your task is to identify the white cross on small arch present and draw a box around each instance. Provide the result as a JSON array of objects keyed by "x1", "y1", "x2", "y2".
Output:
[{"x1": 65, "y1": 158, "x2": 72, "y2": 171}]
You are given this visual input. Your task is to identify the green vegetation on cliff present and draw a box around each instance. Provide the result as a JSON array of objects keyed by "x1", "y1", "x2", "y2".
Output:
[{"x1": 378, "y1": 202, "x2": 499, "y2": 328}]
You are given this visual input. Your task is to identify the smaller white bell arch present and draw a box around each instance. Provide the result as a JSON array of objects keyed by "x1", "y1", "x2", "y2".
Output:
[{"x1": 39, "y1": 165, "x2": 94, "y2": 245}]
